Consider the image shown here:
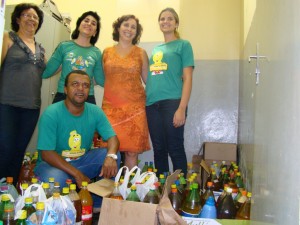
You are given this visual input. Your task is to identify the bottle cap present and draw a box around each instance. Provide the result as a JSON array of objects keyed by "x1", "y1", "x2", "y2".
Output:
[
  {"x1": 6, "y1": 177, "x2": 13, "y2": 183},
  {"x1": 82, "y1": 181, "x2": 88, "y2": 187},
  {"x1": 31, "y1": 177, "x2": 38, "y2": 183},
  {"x1": 62, "y1": 187, "x2": 70, "y2": 194},
  {"x1": 53, "y1": 192, "x2": 60, "y2": 198},
  {"x1": 21, "y1": 183, "x2": 29, "y2": 189},
  {"x1": 48, "y1": 177, "x2": 55, "y2": 182},
  {"x1": 1, "y1": 194, "x2": 10, "y2": 202},
  {"x1": 70, "y1": 184, "x2": 76, "y2": 190},
  {"x1": 36, "y1": 202, "x2": 45, "y2": 210},
  {"x1": 42, "y1": 182, "x2": 50, "y2": 188},
  {"x1": 25, "y1": 197, "x2": 33, "y2": 204},
  {"x1": 131, "y1": 185, "x2": 136, "y2": 191}
]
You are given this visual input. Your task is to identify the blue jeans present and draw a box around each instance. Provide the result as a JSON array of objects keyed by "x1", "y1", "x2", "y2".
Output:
[
  {"x1": 34, "y1": 148, "x2": 121, "y2": 207},
  {"x1": 146, "y1": 99, "x2": 187, "y2": 177},
  {"x1": 0, "y1": 104, "x2": 40, "y2": 184},
  {"x1": 53, "y1": 92, "x2": 96, "y2": 104}
]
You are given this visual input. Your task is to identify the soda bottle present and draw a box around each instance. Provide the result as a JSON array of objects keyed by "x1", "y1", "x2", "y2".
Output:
[
  {"x1": 0, "y1": 195, "x2": 11, "y2": 220},
  {"x1": 22, "y1": 197, "x2": 36, "y2": 219},
  {"x1": 143, "y1": 185, "x2": 159, "y2": 204},
  {"x1": 200, "y1": 181, "x2": 215, "y2": 207},
  {"x1": 2, "y1": 202, "x2": 15, "y2": 225},
  {"x1": 141, "y1": 162, "x2": 148, "y2": 173},
  {"x1": 42, "y1": 183, "x2": 51, "y2": 199},
  {"x1": 69, "y1": 184, "x2": 82, "y2": 225},
  {"x1": 236, "y1": 192, "x2": 251, "y2": 220},
  {"x1": 16, "y1": 210, "x2": 26, "y2": 225},
  {"x1": 199, "y1": 196, "x2": 217, "y2": 219},
  {"x1": 126, "y1": 185, "x2": 140, "y2": 202},
  {"x1": 217, "y1": 187, "x2": 237, "y2": 219},
  {"x1": 181, "y1": 183, "x2": 201, "y2": 217},
  {"x1": 110, "y1": 182, "x2": 123, "y2": 200},
  {"x1": 168, "y1": 184, "x2": 182, "y2": 214},
  {"x1": 6, "y1": 177, "x2": 19, "y2": 201},
  {"x1": 78, "y1": 181, "x2": 93, "y2": 225},
  {"x1": 35, "y1": 202, "x2": 45, "y2": 225}
]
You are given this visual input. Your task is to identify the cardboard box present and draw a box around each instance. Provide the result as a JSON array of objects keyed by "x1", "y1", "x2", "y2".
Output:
[{"x1": 201, "y1": 142, "x2": 237, "y2": 189}]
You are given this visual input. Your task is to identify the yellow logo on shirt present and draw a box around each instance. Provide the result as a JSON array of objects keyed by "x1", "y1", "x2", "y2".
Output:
[
  {"x1": 62, "y1": 130, "x2": 86, "y2": 158},
  {"x1": 150, "y1": 51, "x2": 167, "y2": 75}
]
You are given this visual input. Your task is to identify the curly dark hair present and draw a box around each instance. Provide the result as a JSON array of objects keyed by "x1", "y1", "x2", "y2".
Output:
[
  {"x1": 71, "y1": 11, "x2": 101, "y2": 46},
  {"x1": 112, "y1": 15, "x2": 143, "y2": 45},
  {"x1": 11, "y1": 3, "x2": 44, "y2": 33}
]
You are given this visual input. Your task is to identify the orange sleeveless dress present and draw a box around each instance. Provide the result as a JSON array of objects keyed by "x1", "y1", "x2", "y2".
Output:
[{"x1": 99, "y1": 46, "x2": 150, "y2": 153}]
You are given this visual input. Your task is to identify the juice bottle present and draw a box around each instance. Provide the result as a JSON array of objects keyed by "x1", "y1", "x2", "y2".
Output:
[
  {"x1": 42, "y1": 182, "x2": 51, "y2": 199},
  {"x1": 36, "y1": 202, "x2": 45, "y2": 225},
  {"x1": 143, "y1": 185, "x2": 159, "y2": 204},
  {"x1": 200, "y1": 181, "x2": 215, "y2": 207},
  {"x1": 16, "y1": 210, "x2": 26, "y2": 225},
  {"x1": 168, "y1": 184, "x2": 182, "y2": 214},
  {"x1": 126, "y1": 185, "x2": 140, "y2": 202},
  {"x1": 78, "y1": 181, "x2": 93, "y2": 225},
  {"x1": 2, "y1": 202, "x2": 15, "y2": 225},
  {"x1": 69, "y1": 184, "x2": 82, "y2": 225},
  {"x1": 110, "y1": 182, "x2": 123, "y2": 200},
  {"x1": 21, "y1": 197, "x2": 36, "y2": 219},
  {"x1": 181, "y1": 183, "x2": 201, "y2": 217},
  {"x1": 236, "y1": 192, "x2": 251, "y2": 220}
]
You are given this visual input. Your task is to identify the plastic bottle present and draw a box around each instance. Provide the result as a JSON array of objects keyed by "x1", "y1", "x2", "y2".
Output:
[
  {"x1": 168, "y1": 184, "x2": 182, "y2": 214},
  {"x1": 35, "y1": 202, "x2": 45, "y2": 225},
  {"x1": 51, "y1": 193, "x2": 65, "y2": 225},
  {"x1": 141, "y1": 162, "x2": 149, "y2": 173},
  {"x1": 65, "y1": 179, "x2": 72, "y2": 188},
  {"x1": 20, "y1": 183, "x2": 28, "y2": 197},
  {"x1": 62, "y1": 187, "x2": 70, "y2": 196},
  {"x1": 148, "y1": 161, "x2": 154, "y2": 172},
  {"x1": 181, "y1": 183, "x2": 201, "y2": 217},
  {"x1": 53, "y1": 182, "x2": 61, "y2": 195},
  {"x1": 48, "y1": 177, "x2": 55, "y2": 196},
  {"x1": 16, "y1": 210, "x2": 26, "y2": 225},
  {"x1": 236, "y1": 192, "x2": 251, "y2": 220},
  {"x1": 110, "y1": 182, "x2": 123, "y2": 200},
  {"x1": 210, "y1": 171, "x2": 221, "y2": 192},
  {"x1": 158, "y1": 174, "x2": 166, "y2": 196},
  {"x1": 69, "y1": 184, "x2": 82, "y2": 225},
  {"x1": 6, "y1": 177, "x2": 19, "y2": 202},
  {"x1": 235, "y1": 190, "x2": 247, "y2": 210},
  {"x1": 2, "y1": 202, "x2": 15, "y2": 225},
  {"x1": 200, "y1": 181, "x2": 215, "y2": 207},
  {"x1": 22, "y1": 197, "x2": 36, "y2": 219},
  {"x1": 179, "y1": 173, "x2": 187, "y2": 189},
  {"x1": 0, "y1": 195, "x2": 11, "y2": 220},
  {"x1": 199, "y1": 196, "x2": 217, "y2": 219},
  {"x1": 217, "y1": 187, "x2": 237, "y2": 219},
  {"x1": 42, "y1": 182, "x2": 51, "y2": 199},
  {"x1": 30, "y1": 177, "x2": 39, "y2": 204},
  {"x1": 174, "y1": 180, "x2": 184, "y2": 200},
  {"x1": 143, "y1": 185, "x2": 159, "y2": 204},
  {"x1": 78, "y1": 181, "x2": 93, "y2": 225},
  {"x1": 126, "y1": 185, "x2": 140, "y2": 202},
  {"x1": 234, "y1": 172, "x2": 244, "y2": 189}
]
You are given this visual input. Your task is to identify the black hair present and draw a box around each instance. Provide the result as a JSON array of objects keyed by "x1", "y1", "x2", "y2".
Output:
[
  {"x1": 11, "y1": 3, "x2": 44, "y2": 33},
  {"x1": 64, "y1": 70, "x2": 90, "y2": 87},
  {"x1": 71, "y1": 11, "x2": 101, "y2": 45},
  {"x1": 112, "y1": 15, "x2": 143, "y2": 45}
]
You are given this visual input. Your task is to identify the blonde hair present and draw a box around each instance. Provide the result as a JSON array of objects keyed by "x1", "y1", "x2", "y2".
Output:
[{"x1": 158, "y1": 7, "x2": 180, "y2": 38}]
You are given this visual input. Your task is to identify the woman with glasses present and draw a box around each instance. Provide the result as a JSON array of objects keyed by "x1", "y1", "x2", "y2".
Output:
[
  {"x1": 0, "y1": 3, "x2": 45, "y2": 184},
  {"x1": 42, "y1": 11, "x2": 103, "y2": 105}
]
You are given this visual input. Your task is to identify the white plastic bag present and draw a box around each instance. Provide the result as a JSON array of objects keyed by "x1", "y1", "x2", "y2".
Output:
[
  {"x1": 135, "y1": 171, "x2": 158, "y2": 201},
  {"x1": 15, "y1": 183, "x2": 47, "y2": 219}
]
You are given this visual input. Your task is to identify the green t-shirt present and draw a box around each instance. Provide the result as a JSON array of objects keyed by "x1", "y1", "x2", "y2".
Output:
[
  {"x1": 37, "y1": 101, "x2": 115, "y2": 162},
  {"x1": 146, "y1": 39, "x2": 194, "y2": 106},
  {"x1": 42, "y1": 41, "x2": 104, "y2": 95}
]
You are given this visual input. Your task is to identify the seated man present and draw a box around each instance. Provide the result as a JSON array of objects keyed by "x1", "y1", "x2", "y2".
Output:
[{"x1": 34, "y1": 69, "x2": 120, "y2": 209}]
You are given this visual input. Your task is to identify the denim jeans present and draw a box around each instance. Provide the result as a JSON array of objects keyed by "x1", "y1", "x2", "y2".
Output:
[
  {"x1": 34, "y1": 148, "x2": 121, "y2": 207},
  {"x1": 146, "y1": 99, "x2": 187, "y2": 177},
  {"x1": 0, "y1": 103, "x2": 40, "y2": 184},
  {"x1": 53, "y1": 92, "x2": 96, "y2": 104}
]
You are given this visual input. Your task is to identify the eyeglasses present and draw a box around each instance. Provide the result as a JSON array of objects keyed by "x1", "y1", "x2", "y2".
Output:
[
  {"x1": 21, "y1": 13, "x2": 39, "y2": 21},
  {"x1": 70, "y1": 81, "x2": 90, "y2": 89}
]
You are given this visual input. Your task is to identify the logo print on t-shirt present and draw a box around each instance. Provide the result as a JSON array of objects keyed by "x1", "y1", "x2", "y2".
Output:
[
  {"x1": 70, "y1": 55, "x2": 89, "y2": 71},
  {"x1": 62, "y1": 130, "x2": 86, "y2": 159},
  {"x1": 150, "y1": 51, "x2": 168, "y2": 75}
]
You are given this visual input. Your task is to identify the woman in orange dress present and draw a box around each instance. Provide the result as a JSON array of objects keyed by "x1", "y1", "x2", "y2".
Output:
[{"x1": 99, "y1": 15, "x2": 150, "y2": 169}]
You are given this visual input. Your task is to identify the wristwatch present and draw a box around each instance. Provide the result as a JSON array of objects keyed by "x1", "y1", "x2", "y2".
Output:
[{"x1": 106, "y1": 153, "x2": 118, "y2": 160}]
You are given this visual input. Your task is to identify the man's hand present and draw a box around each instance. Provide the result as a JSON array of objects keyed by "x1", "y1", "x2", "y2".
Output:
[
  {"x1": 99, "y1": 157, "x2": 118, "y2": 178},
  {"x1": 73, "y1": 170, "x2": 91, "y2": 188}
]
